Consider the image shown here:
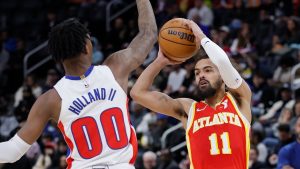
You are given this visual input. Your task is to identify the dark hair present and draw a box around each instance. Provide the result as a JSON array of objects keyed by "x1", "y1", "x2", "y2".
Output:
[
  {"x1": 48, "y1": 18, "x2": 90, "y2": 62},
  {"x1": 277, "y1": 124, "x2": 290, "y2": 133},
  {"x1": 193, "y1": 48, "x2": 209, "y2": 61}
]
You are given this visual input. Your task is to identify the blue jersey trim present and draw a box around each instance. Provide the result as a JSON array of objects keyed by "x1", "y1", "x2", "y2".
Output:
[{"x1": 65, "y1": 65, "x2": 94, "y2": 80}]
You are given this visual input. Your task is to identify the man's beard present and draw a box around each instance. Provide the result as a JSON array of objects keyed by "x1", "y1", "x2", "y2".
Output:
[{"x1": 196, "y1": 79, "x2": 222, "y2": 100}]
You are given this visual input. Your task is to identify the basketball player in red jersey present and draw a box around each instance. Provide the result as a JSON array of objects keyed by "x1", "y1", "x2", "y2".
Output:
[
  {"x1": 131, "y1": 20, "x2": 252, "y2": 169},
  {"x1": 0, "y1": 0, "x2": 157, "y2": 168}
]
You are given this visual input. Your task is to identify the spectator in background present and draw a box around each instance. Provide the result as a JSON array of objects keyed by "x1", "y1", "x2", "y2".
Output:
[
  {"x1": 250, "y1": 130, "x2": 268, "y2": 163},
  {"x1": 230, "y1": 22, "x2": 252, "y2": 56},
  {"x1": 179, "y1": 60, "x2": 195, "y2": 97},
  {"x1": 273, "y1": 56, "x2": 295, "y2": 87},
  {"x1": 50, "y1": 140, "x2": 67, "y2": 169},
  {"x1": 32, "y1": 142, "x2": 55, "y2": 169},
  {"x1": 218, "y1": 25, "x2": 231, "y2": 51},
  {"x1": 149, "y1": 114, "x2": 171, "y2": 151},
  {"x1": 187, "y1": 0, "x2": 213, "y2": 27},
  {"x1": 130, "y1": 101, "x2": 147, "y2": 129},
  {"x1": 284, "y1": 17, "x2": 300, "y2": 45},
  {"x1": 51, "y1": 155, "x2": 67, "y2": 169},
  {"x1": 277, "y1": 116, "x2": 300, "y2": 169},
  {"x1": 157, "y1": 149, "x2": 179, "y2": 169},
  {"x1": 291, "y1": 100, "x2": 300, "y2": 128},
  {"x1": 164, "y1": 65, "x2": 186, "y2": 95},
  {"x1": 267, "y1": 124, "x2": 294, "y2": 168},
  {"x1": 42, "y1": 69, "x2": 59, "y2": 93},
  {"x1": 91, "y1": 37, "x2": 104, "y2": 64},
  {"x1": 259, "y1": 84, "x2": 293, "y2": 124},
  {"x1": 137, "y1": 111, "x2": 157, "y2": 135},
  {"x1": 142, "y1": 151, "x2": 157, "y2": 169},
  {"x1": 250, "y1": 71, "x2": 275, "y2": 116},
  {"x1": 14, "y1": 74, "x2": 42, "y2": 107},
  {"x1": 108, "y1": 17, "x2": 128, "y2": 50},
  {"x1": 254, "y1": 9, "x2": 274, "y2": 56},
  {"x1": 14, "y1": 85, "x2": 36, "y2": 123},
  {"x1": 275, "y1": 124, "x2": 295, "y2": 153},
  {"x1": 249, "y1": 145, "x2": 266, "y2": 169},
  {"x1": 271, "y1": 107, "x2": 295, "y2": 137}
]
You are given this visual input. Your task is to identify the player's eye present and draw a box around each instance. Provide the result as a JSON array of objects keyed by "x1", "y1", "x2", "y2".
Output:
[{"x1": 205, "y1": 69, "x2": 211, "y2": 72}]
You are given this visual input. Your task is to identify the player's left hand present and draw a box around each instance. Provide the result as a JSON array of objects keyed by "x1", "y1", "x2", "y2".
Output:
[{"x1": 187, "y1": 20, "x2": 206, "y2": 49}]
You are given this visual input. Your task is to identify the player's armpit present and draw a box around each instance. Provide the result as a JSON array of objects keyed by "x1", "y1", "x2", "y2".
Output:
[
  {"x1": 17, "y1": 89, "x2": 61, "y2": 145},
  {"x1": 228, "y1": 80, "x2": 252, "y2": 123}
]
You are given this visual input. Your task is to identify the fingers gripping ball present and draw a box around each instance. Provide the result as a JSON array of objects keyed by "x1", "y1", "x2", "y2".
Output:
[{"x1": 158, "y1": 18, "x2": 198, "y2": 62}]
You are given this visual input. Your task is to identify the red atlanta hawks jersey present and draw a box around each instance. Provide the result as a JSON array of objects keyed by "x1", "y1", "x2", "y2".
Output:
[{"x1": 186, "y1": 92, "x2": 250, "y2": 169}]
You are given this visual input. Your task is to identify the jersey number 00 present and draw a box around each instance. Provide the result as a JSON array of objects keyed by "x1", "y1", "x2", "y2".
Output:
[{"x1": 71, "y1": 108, "x2": 128, "y2": 159}]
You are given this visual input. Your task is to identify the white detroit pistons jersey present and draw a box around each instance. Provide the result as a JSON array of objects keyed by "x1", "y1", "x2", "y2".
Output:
[{"x1": 54, "y1": 65, "x2": 137, "y2": 169}]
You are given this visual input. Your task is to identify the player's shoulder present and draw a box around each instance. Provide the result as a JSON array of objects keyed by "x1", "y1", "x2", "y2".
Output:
[
  {"x1": 33, "y1": 89, "x2": 61, "y2": 121},
  {"x1": 93, "y1": 65, "x2": 115, "y2": 78},
  {"x1": 36, "y1": 89, "x2": 61, "y2": 106}
]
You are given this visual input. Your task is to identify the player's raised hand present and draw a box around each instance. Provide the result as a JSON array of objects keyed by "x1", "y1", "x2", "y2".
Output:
[
  {"x1": 187, "y1": 20, "x2": 206, "y2": 48},
  {"x1": 156, "y1": 47, "x2": 182, "y2": 66}
]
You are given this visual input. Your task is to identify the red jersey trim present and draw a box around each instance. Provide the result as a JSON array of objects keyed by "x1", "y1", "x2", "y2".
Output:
[
  {"x1": 58, "y1": 121, "x2": 74, "y2": 169},
  {"x1": 226, "y1": 93, "x2": 251, "y2": 169},
  {"x1": 186, "y1": 102, "x2": 197, "y2": 169}
]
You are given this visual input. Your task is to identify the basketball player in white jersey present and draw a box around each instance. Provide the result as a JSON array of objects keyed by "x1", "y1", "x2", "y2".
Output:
[{"x1": 0, "y1": 0, "x2": 157, "y2": 168}]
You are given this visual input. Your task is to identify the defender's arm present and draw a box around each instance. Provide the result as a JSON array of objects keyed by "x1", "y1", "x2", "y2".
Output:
[
  {"x1": 104, "y1": 0, "x2": 157, "y2": 92},
  {"x1": 0, "y1": 89, "x2": 60, "y2": 163}
]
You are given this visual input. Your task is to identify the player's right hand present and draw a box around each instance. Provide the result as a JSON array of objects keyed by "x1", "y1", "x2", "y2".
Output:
[{"x1": 156, "y1": 46, "x2": 182, "y2": 65}]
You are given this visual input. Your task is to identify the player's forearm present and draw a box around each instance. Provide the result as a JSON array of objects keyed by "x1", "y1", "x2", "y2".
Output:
[
  {"x1": 126, "y1": 0, "x2": 157, "y2": 68},
  {"x1": 136, "y1": 0, "x2": 157, "y2": 36},
  {"x1": 131, "y1": 59, "x2": 165, "y2": 99},
  {"x1": 201, "y1": 37, "x2": 242, "y2": 89},
  {"x1": 0, "y1": 135, "x2": 31, "y2": 163}
]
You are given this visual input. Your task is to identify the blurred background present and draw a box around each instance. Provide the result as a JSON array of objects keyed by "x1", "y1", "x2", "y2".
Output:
[{"x1": 0, "y1": 0, "x2": 300, "y2": 169}]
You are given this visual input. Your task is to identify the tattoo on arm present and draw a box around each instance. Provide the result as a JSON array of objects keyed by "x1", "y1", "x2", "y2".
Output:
[{"x1": 125, "y1": 0, "x2": 157, "y2": 69}]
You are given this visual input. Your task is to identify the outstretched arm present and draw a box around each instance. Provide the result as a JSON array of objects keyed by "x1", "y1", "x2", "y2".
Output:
[
  {"x1": 0, "y1": 89, "x2": 60, "y2": 163},
  {"x1": 130, "y1": 50, "x2": 193, "y2": 122},
  {"x1": 188, "y1": 21, "x2": 252, "y2": 122},
  {"x1": 104, "y1": 0, "x2": 157, "y2": 92}
]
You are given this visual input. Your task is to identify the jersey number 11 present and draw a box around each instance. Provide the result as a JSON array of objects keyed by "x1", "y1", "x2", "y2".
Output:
[{"x1": 208, "y1": 132, "x2": 232, "y2": 155}]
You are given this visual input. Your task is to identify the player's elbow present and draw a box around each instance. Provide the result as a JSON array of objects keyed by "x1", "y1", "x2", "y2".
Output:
[
  {"x1": 130, "y1": 86, "x2": 147, "y2": 103},
  {"x1": 130, "y1": 88, "x2": 140, "y2": 101}
]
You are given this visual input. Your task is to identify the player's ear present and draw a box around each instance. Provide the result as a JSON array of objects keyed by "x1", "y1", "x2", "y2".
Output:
[{"x1": 84, "y1": 38, "x2": 92, "y2": 55}]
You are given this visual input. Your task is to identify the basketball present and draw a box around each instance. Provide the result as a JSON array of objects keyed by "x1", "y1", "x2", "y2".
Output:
[{"x1": 158, "y1": 18, "x2": 198, "y2": 62}]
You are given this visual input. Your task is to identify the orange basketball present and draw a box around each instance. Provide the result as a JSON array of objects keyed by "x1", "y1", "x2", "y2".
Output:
[{"x1": 158, "y1": 18, "x2": 198, "y2": 62}]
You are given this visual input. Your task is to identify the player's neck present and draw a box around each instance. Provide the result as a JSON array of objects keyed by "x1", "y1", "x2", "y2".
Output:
[
  {"x1": 63, "y1": 57, "x2": 91, "y2": 76},
  {"x1": 205, "y1": 90, "x2": 226, "y2": 109}
]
